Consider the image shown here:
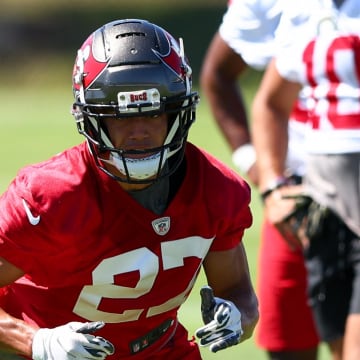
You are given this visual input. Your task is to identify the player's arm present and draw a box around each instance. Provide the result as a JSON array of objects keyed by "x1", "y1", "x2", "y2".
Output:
[
  {"x1": 200, "y1": 33, "x2": 257, "y2": 182},
  {"x1": 0, "y1": 256, "x2": 37, "y2": 356},
  {"x1": 251, "y1": 59, "x2": 306, "y2": 248},
  {"x1": 199, "y1": 243, "x2": 259, "y2": 347},
  {"x1": 251, "y1": 58, "x2": 301, "y2": 191},
  {"x1": 0, "y1": 257, "x2": 114, "y2": 359},
  {"x1": 200, "y1": 32, "x2": 250, "y2": 151}
]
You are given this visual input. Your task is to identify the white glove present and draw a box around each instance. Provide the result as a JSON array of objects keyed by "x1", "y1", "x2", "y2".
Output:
[
  {"x1": 32, "y1": 321, "x2": 115, "y2": 360},
  {"x1": 195, "y1": 286, "x2": 243, "y2": 353}
]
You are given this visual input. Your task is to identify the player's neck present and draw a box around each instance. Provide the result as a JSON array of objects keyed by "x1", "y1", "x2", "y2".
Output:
[{"x1": 119, "y1": 181, "x2": 153, "y2": 192}]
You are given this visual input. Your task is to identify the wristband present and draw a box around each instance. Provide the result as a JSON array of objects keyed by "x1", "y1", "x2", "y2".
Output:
[
  {"x1": 232, "y1": 144, "x2": 256, "y2": 174},
  {"x1": 260, "y1": 176, "x2": 288, "y2": 202}
]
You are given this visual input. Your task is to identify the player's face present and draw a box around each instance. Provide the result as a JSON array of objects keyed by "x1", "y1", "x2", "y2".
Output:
[
  {"x1": 103, "y1": 114, "x2": 168, "y2": 153},
  {"x1": 102, "y1": 113, "x2": 169, "y2": 189}
]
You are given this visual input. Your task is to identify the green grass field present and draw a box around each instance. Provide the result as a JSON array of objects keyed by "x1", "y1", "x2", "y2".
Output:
[{"x1": 0, "y1": 70, "x2": 329, "y2": 358}]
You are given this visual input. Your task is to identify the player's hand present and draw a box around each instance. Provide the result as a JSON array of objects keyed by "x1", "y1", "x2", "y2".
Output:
[
  {"x1": 32, "y1": 321, "x2": 115, "y2": 360},
  {"x1": 263, "y1": 184, "x2": 307, "y2": 249},
  {"x1": 195, "y1": 286, "x2": 243, "y2": 353}
]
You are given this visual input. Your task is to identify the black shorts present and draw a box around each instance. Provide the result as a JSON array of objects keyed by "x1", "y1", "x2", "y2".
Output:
[{"x1": 303, "y1": 209, "x2": 360, "y2": 342}]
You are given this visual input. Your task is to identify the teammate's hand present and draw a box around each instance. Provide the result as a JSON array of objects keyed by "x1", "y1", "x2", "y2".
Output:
[
  {"x1": 32, "y1": 321, "x2": 115, "y2": 360},
  {"x1": 263, "y1": 184, "x2": 307, "y2": 249},
  {"x1": 195, "y1": 286, "x2": 243, "y2": 353}
]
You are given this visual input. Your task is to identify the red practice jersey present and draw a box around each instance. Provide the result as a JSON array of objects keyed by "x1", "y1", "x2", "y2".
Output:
[{"x1": 0, "y1": 141, "x2": 252, "y2": 359}]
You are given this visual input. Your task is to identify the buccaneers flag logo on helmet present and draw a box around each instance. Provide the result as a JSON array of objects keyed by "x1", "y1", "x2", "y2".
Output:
[
  {"x1": 153, "y1": 31, "x2": 190, "y2": 82},
  {"x1": 73, "y1": 34, "x2": 110, "y2": 92}
]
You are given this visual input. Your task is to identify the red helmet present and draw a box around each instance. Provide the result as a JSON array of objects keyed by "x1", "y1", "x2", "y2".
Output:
[{"x1": 71, "y1": 19, "x2": 198, "y2": 184}]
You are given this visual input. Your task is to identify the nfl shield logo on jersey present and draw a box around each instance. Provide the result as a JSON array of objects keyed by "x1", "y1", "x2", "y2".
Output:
[{"x1": 151, "y1": 217, "x2": 170, "y2": 236}]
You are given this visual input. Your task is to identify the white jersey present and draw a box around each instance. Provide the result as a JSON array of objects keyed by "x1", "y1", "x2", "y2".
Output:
[
  {"x1": 219, "y1": 0, "x2": 306, "y2": 175},
  {"x1": 275, "y1": 0, "x2": 360, "y2": 154},
  {"x1": 219, "y1": 0, "x2": 283, "y2": 70}
]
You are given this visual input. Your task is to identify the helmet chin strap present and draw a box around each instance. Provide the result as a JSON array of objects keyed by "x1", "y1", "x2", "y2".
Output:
[{"x1": 93, "y1": 115, "x2": 182, "y2": 180}]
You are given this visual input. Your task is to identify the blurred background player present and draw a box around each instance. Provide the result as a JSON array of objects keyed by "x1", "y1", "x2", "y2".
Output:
[
  {"x1": 252, "y1": 0, "x2": 360, "y2": 359},
  {"x1": 200, "y1": 0, "x2": 319, "y2": 359}
]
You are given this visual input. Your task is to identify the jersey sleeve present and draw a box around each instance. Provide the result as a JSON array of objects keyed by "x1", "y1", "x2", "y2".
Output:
[
  {"x1": 209, "y1": 175, "x2": 252, "y2": 251},
  {"x1": 219, "y1": 0, "x2": 283, "y2": 69},
  {"x1": 0, "y1": 173, "x2": 41, "y2": 275},
  {"x1": 273, "y1": 3, "x2": 310, "y2": 83},
  {"x1": 0, "y1": 145, "x2": 96, "y2": 285},
  {"x1": 195, "y1": 147, "x2": 253, "y2": 251}
]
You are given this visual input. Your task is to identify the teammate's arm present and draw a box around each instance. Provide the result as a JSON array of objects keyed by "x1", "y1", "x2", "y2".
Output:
[
  {"x1": 200, "y1": 32, "x2": 250, "y2": 151},
  {"x1": 200, "y1": 33, "x2": 258, "y2": 183},
  {"x1": 251, "y1": 59, "x2": 306, "y2": 248},
  {"x1": 251, "y1": 58, "x2": 301, "y2": 191}
]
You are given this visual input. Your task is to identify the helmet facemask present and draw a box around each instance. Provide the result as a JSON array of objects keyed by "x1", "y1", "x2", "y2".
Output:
[{"x1": 74, "y1": 93, "x2": 197, "y2": 184}]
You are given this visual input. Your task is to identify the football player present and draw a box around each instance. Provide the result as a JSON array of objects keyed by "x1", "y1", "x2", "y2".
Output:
[
  {"x1": 252, "y1": 0, "x2": 360, "y2": 359},
  {"x1": 200, "y1": 0, "x2": 319, "y2": 359},
  {"x1": 0, "y1": 19, "x2": 258, "y2": 359}
]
